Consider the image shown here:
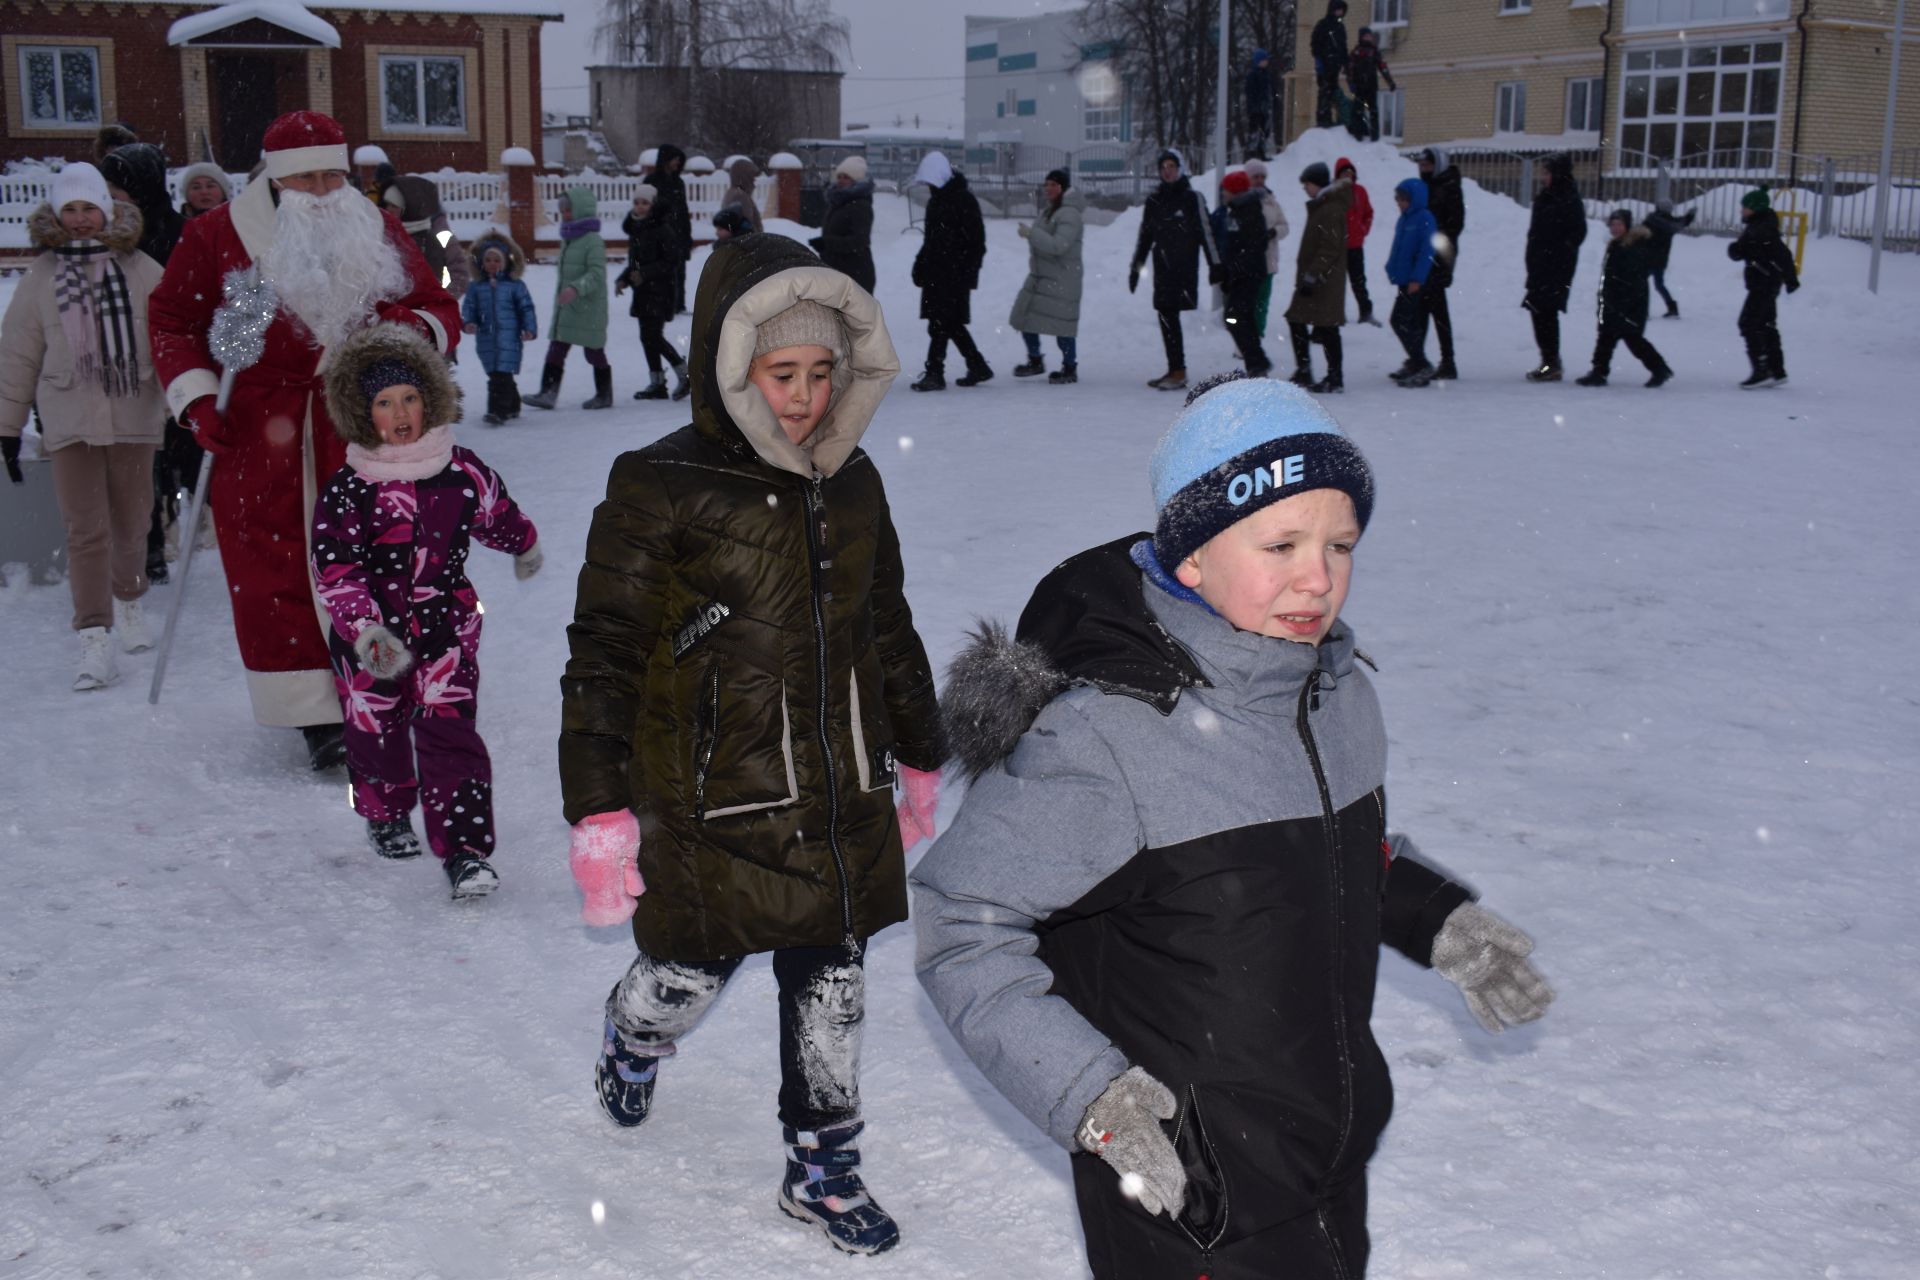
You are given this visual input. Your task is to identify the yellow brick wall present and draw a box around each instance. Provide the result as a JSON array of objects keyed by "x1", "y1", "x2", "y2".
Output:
[{"x1": 1793, "y1": 23, "x2": 1920, "y2": 162}]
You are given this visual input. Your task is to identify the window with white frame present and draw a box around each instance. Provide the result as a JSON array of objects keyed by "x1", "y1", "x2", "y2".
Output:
[
  {"x1": 1566, "y1": 77, "x2": 1603, "y2": 132},
  {"x1": 1085, "y1": 100, "x2": 1122, "y2": 141},
  {"x1": 380, "y1": 53, "x2": 466, "y2": 132},
  {"x1": 1378, "y1": 88, "x2": 1405, "y2": 140},
  {"x1": 18, "y1": 45, "x2": 100, "y2": 127},
  {"x1": 1624, "y1": 0, "x2": 1777, "y2": 32},
  {"x1": 1373, "y1": 0, "x2": 1410, "y2": 27},
  {"x1": 1496, "y1": 81, "x2": 1527, "y2": 133},
  {"x1": 1618, "y1": 41, "x2": 1782, "y2": 170},
  {"x1": 1500, "y1": 0, "x2": 1531, "y2": 13}
]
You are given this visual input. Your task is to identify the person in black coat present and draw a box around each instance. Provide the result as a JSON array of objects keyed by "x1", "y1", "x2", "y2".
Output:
[
  {"x1": 1643, "y1": 199, "x2": 1696, "y2": 318},
  {"x1": 651, "y1": 144, "x2": 693, "y2": 313},
  {"x1": 1129, "y1": 150, "x2": 1222, "y2": 392},
  {"x1": 1345, "y1": 27, "x2": 1397, "y2": 142},
  {"x1": 1522, "y1": 153, "x2": 1588, "y2": 381},
  {"x1": 1245, "y1": 49, "x2": 1274, "y2": 156},
  {"x1": 910, "y1": 151, "x2": 990, "y2": 391},
  {"x1": 616, "y1": 184, "x2": 691, "y2": 402},
  {"x1": 1574, "y1": 210, "x2": 1673, "y2": 388},
  {"x1": 1417, "y1": 146, "x2": 1464, "y2": 378},
  {"x1": 1727, "y1": 188, "x2": 1799, "y2": 388},
  {"x1": 1310, "y1": 0, "x2": 1351, "y2": 128},
  {"x1": 811, "y1": 155, "x2": 877, "y2": 292},
  {"x1": 1218, "y1": 170, "x2": 1272, "y2": 376}
]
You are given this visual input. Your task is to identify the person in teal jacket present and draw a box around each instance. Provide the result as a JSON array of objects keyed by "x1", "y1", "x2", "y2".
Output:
[
  {"x1": 461, "y1": 230, "x2": 539, "y2": 424},
  {"x1": 524, "y1": 185, "x2": 612, "y2": 411}
]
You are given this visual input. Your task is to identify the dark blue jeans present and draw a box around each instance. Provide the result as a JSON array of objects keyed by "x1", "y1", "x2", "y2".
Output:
[{"x1": 1022, "y1": 331, "x2": 1077, "y2": 365}]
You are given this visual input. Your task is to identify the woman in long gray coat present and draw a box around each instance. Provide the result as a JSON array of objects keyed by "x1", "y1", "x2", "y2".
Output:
[{"x1": 1008, "y1": 168, "x2": 1085, "y2": 385}]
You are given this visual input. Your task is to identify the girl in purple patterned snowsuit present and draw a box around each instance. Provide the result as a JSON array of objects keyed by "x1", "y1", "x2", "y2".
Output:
[{"x1": 313, "y1": 323, "x2": 542, "y2": 899}]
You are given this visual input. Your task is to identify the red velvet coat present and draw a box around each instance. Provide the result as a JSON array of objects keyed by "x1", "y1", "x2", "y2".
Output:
[{"x1": 147, "y1": 178, "x2": 459, "y2": 727}]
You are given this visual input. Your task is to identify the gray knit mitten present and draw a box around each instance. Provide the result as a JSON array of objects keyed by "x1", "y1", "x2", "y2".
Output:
[
  {"x1": 1431, "y1": 902, "x2": 1555, "y2": 1034},
  {"x1": 1077, "y1": 1066, "x2": 1186, "y2": 1218},
  {"x1": 353, "y1": 624, "x2": 413, "y2": 681}
]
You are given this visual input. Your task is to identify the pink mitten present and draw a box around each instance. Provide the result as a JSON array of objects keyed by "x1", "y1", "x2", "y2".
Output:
[
  {"x1": 896, "y1": 765, "x2": 942, "y2": 852},
  {"x1": 569, "y1": 810, "x2": 644, "y2": 926}
]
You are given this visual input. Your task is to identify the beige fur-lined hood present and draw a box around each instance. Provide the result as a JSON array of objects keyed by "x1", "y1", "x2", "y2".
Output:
[
  {"x1": 322, "y1": 323, "x2": 462, "y2": 448},
  {"x1": 27, "y1": 199, "x2": 144, "y2": 254},
  {"x1": 469, "y1": 227, "x2": 528, "y2": 280}
]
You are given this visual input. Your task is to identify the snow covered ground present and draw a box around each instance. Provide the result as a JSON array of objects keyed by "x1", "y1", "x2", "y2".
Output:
[{"x1": 2, "y1": 130, "x2": 1916, "y2": 1279}]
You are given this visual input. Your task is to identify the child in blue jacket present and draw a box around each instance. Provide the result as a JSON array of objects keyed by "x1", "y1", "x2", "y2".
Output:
[
  {"x1": 461, "y1": 229, "x2": 538, "y2": 424},
  {"x1": 1384, "y1": 177, "x2": 1438, "y2": 386}
]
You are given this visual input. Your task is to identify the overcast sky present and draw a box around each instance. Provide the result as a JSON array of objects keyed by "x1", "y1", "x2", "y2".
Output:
[{"x1": 540, "y1": 0, "x2": 1084, "y2": 135}]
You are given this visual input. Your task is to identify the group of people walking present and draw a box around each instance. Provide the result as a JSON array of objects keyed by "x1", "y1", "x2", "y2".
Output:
[{"x1": 1310, "y1": 1, "x2": 1401, "y2": 143}]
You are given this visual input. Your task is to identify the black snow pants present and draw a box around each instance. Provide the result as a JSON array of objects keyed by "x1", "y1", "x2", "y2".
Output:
[
  {"x1": 485, "y1": 372, "x2": 522, "y2": 419},
  {"x1": 1077, "y1": 1164, "x2": 1369, "y2": 1280},
  {"x1": 1428, "y1": 281, "x2": 1455, "y2": 367},
  {"x1": 638, "y1": 315, "x2": 683, "y2": 376},
  {"x1": 1591, "y1": 322, "x2": 1671, "y2": 378},
  {"x1": 1157, "y1": 307, "x2": 1188, "y2": 373},
  {"x1": 1225, "y1": 280, "x2": 1270, "y2": 373},
  {"x1": 1346, "y1": 246, "x2": 1373, "y2": 318},
  {"x1": 606, "y1": 944, "x2": 866, "y2": 1132},
  {"x1": 1289, "y1": 322, "x2": 1344, "y2": 381},
  {"x1": 1529, "y1": 305, "x2": 1563, "y2": 368},
  {"x1": 1316, "y1": 68, "x2": 1343, "y2": 128},
  {"x1": 1390, "y1": 285, "x2": 1431, "y2": 366},
  {"x1": 1739, "y1": 284, "x2": 1785, "y2": 376},
  {"x1": 926, "y1": 320, "x2": 986, "y2": 375}
]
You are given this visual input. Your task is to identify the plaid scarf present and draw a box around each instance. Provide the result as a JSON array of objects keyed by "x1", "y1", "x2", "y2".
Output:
[{"x1": 53, "y1": 241, "x2": 141, "y2": 398}]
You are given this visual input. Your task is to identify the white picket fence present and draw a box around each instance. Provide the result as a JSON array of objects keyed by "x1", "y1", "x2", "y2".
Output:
[{"x1": 1, "y1": 166, "x2": 776, "y2": 249}]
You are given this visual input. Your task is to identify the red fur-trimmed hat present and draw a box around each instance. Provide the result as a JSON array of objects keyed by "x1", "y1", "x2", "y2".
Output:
[{"x1": 261, "y1": 111, "x2": 349, "y2": 180}]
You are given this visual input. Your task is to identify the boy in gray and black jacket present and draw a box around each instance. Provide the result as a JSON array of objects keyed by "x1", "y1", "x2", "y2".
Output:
[{"x1": 912, "y1": 373, "x2": 1553, "y2": 1280}]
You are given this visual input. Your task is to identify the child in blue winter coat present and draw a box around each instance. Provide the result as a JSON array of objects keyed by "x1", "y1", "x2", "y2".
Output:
[
  {"x1": 1384, "y1": 177, "x2": 1438, "y2": 386},
  {"x1": 460, "y1": 230, "x2": 538, "y2": 425}
]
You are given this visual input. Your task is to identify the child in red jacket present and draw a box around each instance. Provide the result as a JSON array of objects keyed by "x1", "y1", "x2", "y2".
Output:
[{"x1": 1336, "y1": 157, "x2": 1380, "y2": 326}]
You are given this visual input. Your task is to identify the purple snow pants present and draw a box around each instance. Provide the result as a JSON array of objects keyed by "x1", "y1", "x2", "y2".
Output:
[{"x1": 336, "y1": 633, "x2": 494, "y2": 861}]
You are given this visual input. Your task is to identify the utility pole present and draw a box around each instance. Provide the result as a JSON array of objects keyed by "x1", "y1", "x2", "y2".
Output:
[
  {"x1": 1214, "y1": 0, "x2": 1231, "y2": 184},
  {"x1": 1869, "y1": 0, "x2": 1906, "y2": 293}
]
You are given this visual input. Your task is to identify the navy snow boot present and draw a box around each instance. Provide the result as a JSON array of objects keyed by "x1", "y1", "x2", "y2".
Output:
[
  {"x1": 778, "y1": 1120, "x2": 900, "y2": 1255},
  {"x1": 595, "y1": 1019, "x2": 658, "y2": 1127}
]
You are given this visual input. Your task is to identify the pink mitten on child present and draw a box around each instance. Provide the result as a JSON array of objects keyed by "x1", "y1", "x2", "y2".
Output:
[
  {"x1": 569, "y1": 810, "x2": 644, "y2": 926},
  {"x1": 896, "y1": 765, "x2": 942, "y2": 852}
]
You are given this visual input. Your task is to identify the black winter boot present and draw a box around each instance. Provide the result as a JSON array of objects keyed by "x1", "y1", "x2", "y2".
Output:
[
  {"x1": 909, "y1": 367, "x2": 946, "y2": 392},
  {"x1": 582, "y1": 367, "x2": 614, "y2": 410},
  {"x1": 633, "y1": 372, "x2": 669, "y2": 400},
  {"x1": 595, "y1": 1018, "x2": 659, "y2": 1127},
  {"x1": 1012, "y1": 356, "x2": 1046, "y2": 377},
  {"x1": 955, "y1": 360, "x2": 994, "y2": 387},
  {"x1": 301, "y1": 724, "x2": 346, "y2": 772},
  {"x1": 670, "y1": 362, "x2": 692, "y2": 401},
  {"x1": 778, "y1": 1120, "x2": 901, "y2": 1256},
  {"x1": 1575, "y1": 370, "x2": 1608, "y2": 387},
  {"x1": 446, "y1": 851, "x2": 498, "y2": 900},
  {"x1": 366, "y1": 817, "x2": 423, "y2": 860},
  {"x1": 1048, "y1": 364, "x2": 1078, "y2": 384},
  {"x1": 1645, "y1": 364, "x2": 1673, "y2": 388},
  {"x1": 1526, "y1": 363, "x2": 1564, "y2": 382},
  {"x1": 523, "y1": 363, "x2": 564, "y2": 410}
]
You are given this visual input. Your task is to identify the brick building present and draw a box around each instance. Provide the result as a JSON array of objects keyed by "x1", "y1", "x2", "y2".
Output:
[
  {"x1": 2, "y1": 0, "x2": 561, "y2": 173},
  {"x1": 1285, "y1": 0, "x2": 1920, "y2": 174}
]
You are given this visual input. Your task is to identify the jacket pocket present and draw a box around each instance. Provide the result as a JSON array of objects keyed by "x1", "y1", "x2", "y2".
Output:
[
  {"x1": 848, "y1": 665, "x2": 896, "y2": 793},
  {"x1": 1170, "y1": 1084, "x2": 1231, "y2": 1251},
  {"x1": 690, "y1": 655, "x2": 799, "y2": 820}
]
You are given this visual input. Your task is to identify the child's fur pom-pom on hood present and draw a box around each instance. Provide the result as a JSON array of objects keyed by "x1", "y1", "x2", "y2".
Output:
[
  {"x1": 322, "y1": 323, "x2": 461, "y2": 448},
  {"x1": 939, "y1": 620, "x2": 1070, "y2": 782}
]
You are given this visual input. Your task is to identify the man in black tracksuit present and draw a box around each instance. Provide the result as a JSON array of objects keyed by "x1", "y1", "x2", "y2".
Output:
[
  {"x1": 1727, "y1": 188, "x2": 1799, "y2": 388},
  {"x1": 1418, "y1": 146, "x2": 1465, "y2": 378},
  {"x1": 1345, "y1": 27, "x2": 1396, "y2": 142},
  {"x1": 1522, "y1": 153, "x2": 1588, "y2": 381},
  {"x1": 1129, "y1": 149, "x2": 1222, "y2": 392},
  {"x1": 1575, "y1": 209, "x2": 1673, "y2": 388},
  {"x1": 1311, "y1": 0, "x2": 1351, "y2": 128},
  {"x1": 915, "y1": 374, "x2": 1554, "y2": 1280}
]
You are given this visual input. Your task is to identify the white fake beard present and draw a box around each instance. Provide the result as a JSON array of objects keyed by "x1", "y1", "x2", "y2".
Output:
[{"x1": 262, "y1": 185, "x2": 410, "y2": 351}]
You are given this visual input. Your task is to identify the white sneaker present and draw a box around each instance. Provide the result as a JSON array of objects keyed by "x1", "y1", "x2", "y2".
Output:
[
  {"x1": 115, "y1": 598, "x2": 152, "y2": 653},
  {"x1": 74, "y1": 626, "x2": 118, "y2": 691}
]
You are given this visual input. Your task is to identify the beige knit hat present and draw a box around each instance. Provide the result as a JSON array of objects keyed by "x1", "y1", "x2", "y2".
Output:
[{"x1": 754, "y1": 299, "x2": 846, "y2": 362}]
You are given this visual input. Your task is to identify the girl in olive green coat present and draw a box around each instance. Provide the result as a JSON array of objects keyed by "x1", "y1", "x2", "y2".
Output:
[
  {"x1": 559, "y1": 234, "x2": 944, "y2": 1258},
  {"x1": 523, "y1": 185, "x2": 611, "y2": 411}
]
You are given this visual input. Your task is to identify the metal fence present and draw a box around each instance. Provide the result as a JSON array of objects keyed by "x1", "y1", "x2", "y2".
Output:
[
  {"x1": 903, "y1": 142, "x2": 1235, "y2": 229},
  {"x1": 1408, "y1": 144, "x2": 1920, "y2": 248}
]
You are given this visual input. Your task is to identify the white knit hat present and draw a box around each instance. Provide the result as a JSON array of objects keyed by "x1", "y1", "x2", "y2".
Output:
[
  {"x1": 50, "y1": 162, "x2": 112, "y2": 215},
  {"x1": 834, "y1": 155, "x2": 868, "y2": 183},
  {"x1": 633, "y1": 183, "x2": 658, "y2": 204},
  {"x1": 754, "y1": 299, "x2": 846, "y2": 362}
]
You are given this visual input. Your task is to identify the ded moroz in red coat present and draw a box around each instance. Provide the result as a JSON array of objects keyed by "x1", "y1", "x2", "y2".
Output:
[{"x1": 147, "y1": 177, "x2": 460, "y2": 727}]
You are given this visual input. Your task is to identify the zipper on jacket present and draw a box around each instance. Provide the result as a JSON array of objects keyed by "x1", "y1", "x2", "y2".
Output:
[
  {"x1": 1168, "y1": 1082, "x2": 1231, "y2": 1257},
  {"x1": 692, "y1": 667, "x2": 720, "y2": 820},
  {"x1": 1315, "y1": 1204, "x2": 1353, "y2": 1280},
  {"x1": 804, "y1": 477, "x2": 859, "y2": 957},
  {"x1": 1295, "y1": 665, "x2": 1357, "y2": 1180}
]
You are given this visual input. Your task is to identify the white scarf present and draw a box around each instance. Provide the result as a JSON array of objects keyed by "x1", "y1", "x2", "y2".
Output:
[{"x1": 347, "y1": 424, "x2": 455, "y2": 482}]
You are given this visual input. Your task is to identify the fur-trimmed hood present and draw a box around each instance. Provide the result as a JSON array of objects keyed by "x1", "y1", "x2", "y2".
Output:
[
  {"x1": 469, "y1": 227, "x2": 527, "y2": 280},
  {"x1": 322, "y1": 323, "x2": 462, "y2": 448},
  {"x1": 26, "y1": 199, "x2": 144, "y2": 254}
]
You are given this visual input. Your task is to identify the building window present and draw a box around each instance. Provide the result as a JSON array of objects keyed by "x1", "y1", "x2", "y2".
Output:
[
  {"x1": 1624, "y1": 0, "x2": 1780, "y2": 32},
  {"x1": 1566, "y1": 76, "x2": 1602, "y2": 131},
  {"x1": 1500, "y1": 0, "x2": 1531, "y2": 12},
  {"x1": 998, "y1": 51, "x2": 1038, "y2": 73},
  {"x1": 967, "y1": 42, "x2": 998, "y2": 62},
  {"x1": 1085, "y1": 100, "x2": 1123, "y2": 141},
  {"x1": 1378, "y1": 88, "x2": 1405, "y2": 140},
  {"x1": 1016, "y1": 99, "x2": 1037, "y2": 116},
  {"x1": 1496, "y1": 81, "x2": 1527, "y2": 132},
  {"x1": 381, "y1": 53, "x2": 466, "y2": 132},
  {"x1": 1373, "y1": 0, "x2": 1410, "y2": 27},
  {"x1": 1619, "y1": 41, "x2": 1783, "y2": 170},
  {"x1": 17, "y1": 44, "x2": 100, "y2": 127}
]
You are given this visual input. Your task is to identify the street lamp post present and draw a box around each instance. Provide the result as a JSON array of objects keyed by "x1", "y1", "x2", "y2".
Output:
[{"x1": 1869, "y1": 0, "x2": 1906, "y2": 293}]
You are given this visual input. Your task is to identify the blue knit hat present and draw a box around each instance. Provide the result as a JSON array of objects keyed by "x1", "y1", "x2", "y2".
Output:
[{"x1": 1146, "y1": 373, "x2": 1374, "y2": 571}]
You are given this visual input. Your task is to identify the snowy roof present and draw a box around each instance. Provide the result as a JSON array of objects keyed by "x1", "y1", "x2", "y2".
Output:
[{"x1": 168, "y1": 2, "x2": 340, "y2": 48}]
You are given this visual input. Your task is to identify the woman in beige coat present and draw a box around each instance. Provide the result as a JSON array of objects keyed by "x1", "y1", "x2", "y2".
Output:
[{"x1": 0, "y1": 162, "x2": 167, "y2": 690}]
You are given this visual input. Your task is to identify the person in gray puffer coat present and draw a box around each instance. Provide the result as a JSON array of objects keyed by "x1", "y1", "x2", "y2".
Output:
[
  {"x1": 1008, "y1": 167, "x2": 1084, "y2": 384},
  {"x1": 913, "y1": 372, "x2": 1554, "y2": 1280}
]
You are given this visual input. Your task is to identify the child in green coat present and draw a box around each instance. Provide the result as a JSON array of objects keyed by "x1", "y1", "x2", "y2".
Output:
[{"x1": 523, "y1": 185, "x2": 612, "y2": 411}]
